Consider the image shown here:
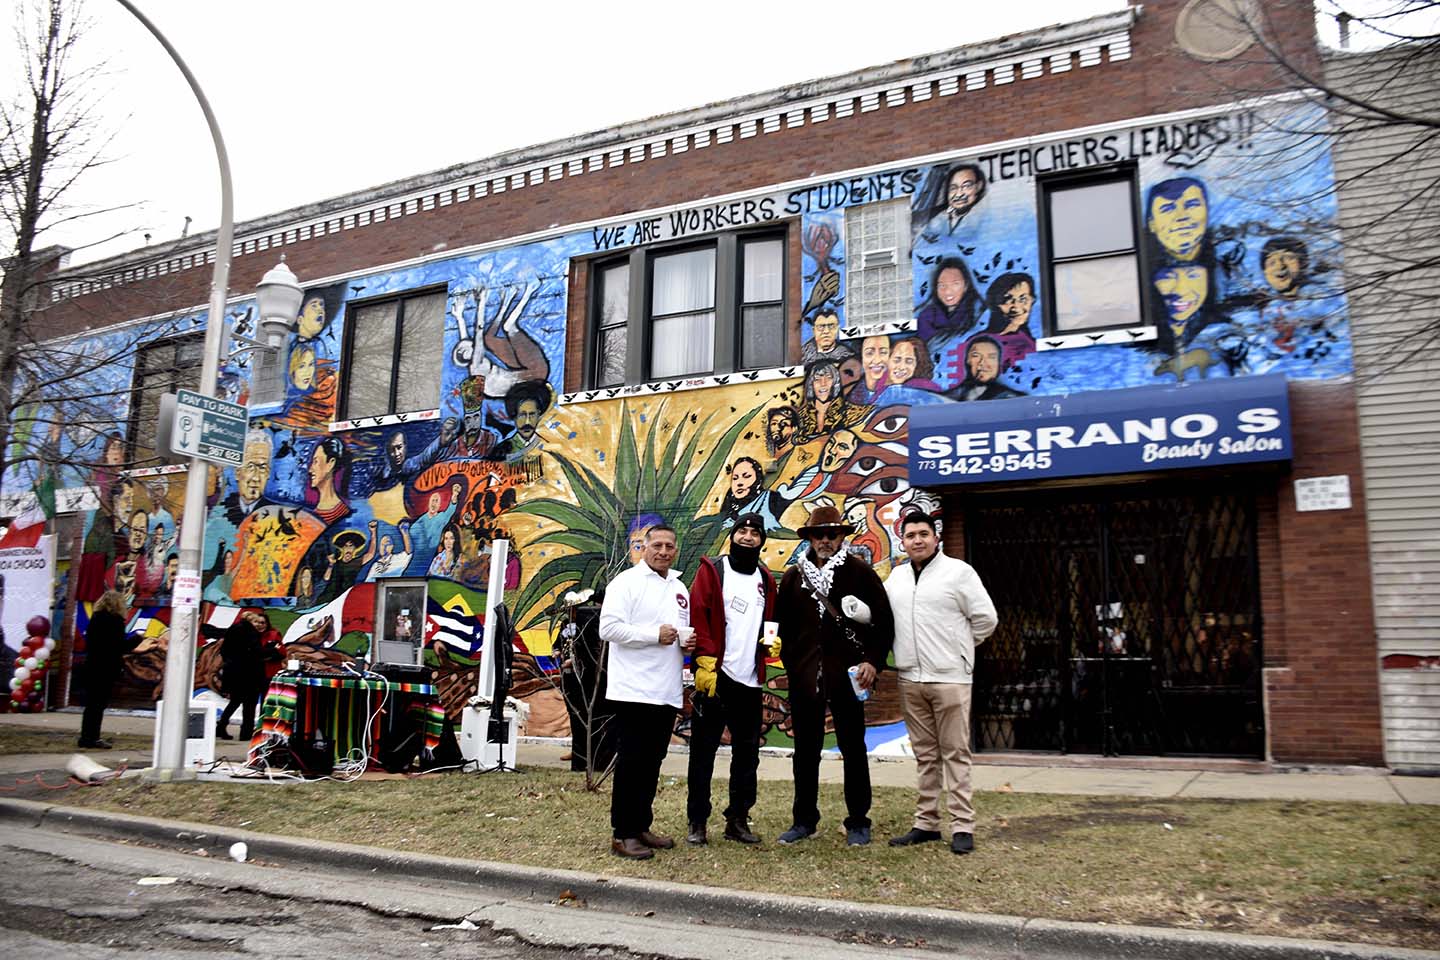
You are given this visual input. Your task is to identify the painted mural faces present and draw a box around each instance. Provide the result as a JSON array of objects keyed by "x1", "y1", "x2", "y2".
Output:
[{"x1": 24, "y1": 101, "x2": 1351, "y2": 735}]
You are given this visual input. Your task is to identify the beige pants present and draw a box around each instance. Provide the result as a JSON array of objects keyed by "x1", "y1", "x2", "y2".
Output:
[{"x1": 899, "y1": 679, "x2": 974, "y2": 833}]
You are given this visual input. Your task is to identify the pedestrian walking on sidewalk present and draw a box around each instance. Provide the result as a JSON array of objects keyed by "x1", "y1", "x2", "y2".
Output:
[
  {"x1": 883, "y1": 510, "x2": 997, "y2": 855},
  {"x1": 685, "y1": 513, "x2": 777, "y2": 846},
  {"x1": 78, "y1": 590, "x2": 139, "y2": 749},
  {"x1": 215, "y1": 611, "x2": 270, "y2": 741},
  {"x1": 775, "y1": 504, "x2": 893, "y2": 847},
  {"x1": 599, "y1": 523, "x2": 693, "y2": 860}
]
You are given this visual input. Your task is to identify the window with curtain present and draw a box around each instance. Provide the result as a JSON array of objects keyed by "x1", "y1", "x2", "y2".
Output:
[
  {"x1": 1043, "y1": 172, "x2": 1142, "y2": 333},
  {"x1": 341, "y1": 289, "x2": 445, "y2": 419},
  {"x1": 588, "y1": 228, "x2": 788, "y2": 388},
  {"x1": 650, "y1": 246, "x2": 716, "y2": 379}
]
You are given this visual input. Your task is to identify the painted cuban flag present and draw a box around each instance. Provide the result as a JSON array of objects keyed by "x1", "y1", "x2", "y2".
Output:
[{"x1": 425, "y1": 593, "x2": 481, "y2": 656}]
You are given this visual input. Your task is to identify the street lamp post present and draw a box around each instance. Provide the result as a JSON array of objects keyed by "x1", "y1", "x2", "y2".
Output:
[{"x1": 114, "y1": 1, "x2": 302, "y2": 778}]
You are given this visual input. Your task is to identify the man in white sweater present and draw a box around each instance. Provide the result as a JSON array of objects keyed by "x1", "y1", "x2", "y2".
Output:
[
  {"x1": 883, "y1": 510, "x2": 997, "y2": 855},
  {"x1": 598, "y1": 523, "x2": 693, "y2": 860}
]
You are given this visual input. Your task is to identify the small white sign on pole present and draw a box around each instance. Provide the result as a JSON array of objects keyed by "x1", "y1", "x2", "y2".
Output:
[{"x1": 1294, "y1": 475, "x2": 1352, "y2": 512}]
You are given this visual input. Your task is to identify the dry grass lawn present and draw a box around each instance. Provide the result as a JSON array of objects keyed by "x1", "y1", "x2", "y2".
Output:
[
  {"x1": 51, "y1": 767, "x2": 1440, "y2": 950},
  {"x1": 0, "y1": 726, "x2": 153, "y2": 756}
]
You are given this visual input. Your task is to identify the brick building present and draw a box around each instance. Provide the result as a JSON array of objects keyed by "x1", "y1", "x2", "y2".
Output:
[{"x1": 6, "y1": 0, "x2": 1386, "y2": 764}]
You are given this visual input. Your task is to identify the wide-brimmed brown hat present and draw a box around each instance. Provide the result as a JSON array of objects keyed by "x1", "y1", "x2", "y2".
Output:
[{"x1": 798, "y1": 504, "x2": 855, "y2": 538}]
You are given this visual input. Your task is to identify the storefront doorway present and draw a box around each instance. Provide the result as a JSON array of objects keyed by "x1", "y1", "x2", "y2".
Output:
[{"x1": 963, "y1": 481, "x2": 1265, "y2": 758}]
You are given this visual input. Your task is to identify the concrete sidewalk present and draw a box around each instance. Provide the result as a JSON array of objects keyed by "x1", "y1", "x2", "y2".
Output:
[{"x1": 3, "y1": 707, "x2": 1437, "y2": 804}]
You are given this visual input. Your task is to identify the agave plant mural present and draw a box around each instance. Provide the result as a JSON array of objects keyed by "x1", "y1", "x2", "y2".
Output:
[{"x1": 510, "y1": 399, "x2": 765, "y2": 629}]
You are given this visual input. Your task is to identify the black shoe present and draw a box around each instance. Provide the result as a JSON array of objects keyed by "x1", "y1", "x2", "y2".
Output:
[
  {"x1": 777, "y1": 824, "x2": 815, "y2": 845},
  {"x1": 686, "y1": 821, "x2": 708, "y2": 845},
  {"x1": 77, "y1": 738, "x2": 112, "y2": 750},
  {"x1": 723, "y1": 817, "x2": 761, "y2": 844},
  {"x1": 951, "y1": 832, "x2": 975, "y2": 855},
  {"x1": 846, "y1": 826, "x2": 871, "y2": 847},
  {"x1": 216, "y1": 729, "x2": 234, "y2": 740},
  {"x1": 888, "y1": 827, "x2": 943, "y2": 847}
]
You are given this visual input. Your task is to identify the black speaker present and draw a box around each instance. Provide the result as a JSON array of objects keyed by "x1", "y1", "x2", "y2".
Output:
[
  {"x1": 293, "y1": 730, "x2": 334, "y2": 778},
  {"x1": 377, "y1": 706, "x2": 423, "y2": 773}
]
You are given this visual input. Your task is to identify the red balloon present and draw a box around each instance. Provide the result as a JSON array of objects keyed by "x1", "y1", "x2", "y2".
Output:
[{"x1": 19, "y1": 679, "x2": 34, "y2": 694}]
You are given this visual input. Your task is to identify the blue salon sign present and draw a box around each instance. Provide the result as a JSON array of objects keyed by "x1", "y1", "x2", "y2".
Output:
[{"x1": 909, "y1": 375, "x2": 1292, "y2": 486}]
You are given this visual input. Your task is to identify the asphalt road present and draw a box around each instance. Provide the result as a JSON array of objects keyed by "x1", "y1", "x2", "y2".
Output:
[{"x1": 1, "y1": 826, "x2": 944, "y2": 960}]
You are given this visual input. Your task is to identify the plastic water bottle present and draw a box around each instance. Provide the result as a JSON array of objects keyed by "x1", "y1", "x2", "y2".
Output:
[{"x1": 848, "y1": 665, "x2": 870, "y2": 702}]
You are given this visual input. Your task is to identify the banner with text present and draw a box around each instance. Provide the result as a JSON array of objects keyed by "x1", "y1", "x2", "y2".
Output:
[{"x1": 909, "y1": 375, "x2": 1292, "y2": 485}]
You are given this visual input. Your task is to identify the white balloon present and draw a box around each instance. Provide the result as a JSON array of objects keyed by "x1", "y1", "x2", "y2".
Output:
[
  {"x1": 14, "y1": 667, "x2": 30, "y2": 682},
  {"x1": 23, "y1": 657, "x2": 37, "y2": 671},
  {"x1": 42, "y1": 637, "x2": 55, "y2": 652},
  {"x1": 228, "y1": 842, "x2": 248, "y2": 863},
  {"x1": 7, "y1": 677, "x2": 17, "y2": 691},
  {"x1": 33, "y1": 647, "x2": 48, "y2": 663}
]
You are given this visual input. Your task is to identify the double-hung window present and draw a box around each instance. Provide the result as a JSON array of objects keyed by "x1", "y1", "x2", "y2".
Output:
[
  {"x1": 588, "y1": 228, "x2": 788, "y2": 388},
  {"x1": 340, "y1": 288, "x2": 446, "y2": 419},
  {"x1": 1041, "y1": 169, "x2": 1143, "y2": 333},
  {"x1": 128, "y1": 334, "x2": 204, "y2": 464}
]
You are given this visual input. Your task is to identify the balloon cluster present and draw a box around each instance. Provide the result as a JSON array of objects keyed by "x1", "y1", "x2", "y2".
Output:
[{"x1": 7, "y1": 615, "x2": 53, "y2": 713}]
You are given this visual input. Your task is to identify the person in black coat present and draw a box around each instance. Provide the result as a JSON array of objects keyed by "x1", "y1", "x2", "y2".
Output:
[
  {"x1": 79, "y1": 590, "x2": 139, "y2": 749},
  {"x1": 774, "y1": 505, "x2": 894, "y2": 847},
  {"x1": 214, "y1": 611, "x2": 270, "y2": 740}
]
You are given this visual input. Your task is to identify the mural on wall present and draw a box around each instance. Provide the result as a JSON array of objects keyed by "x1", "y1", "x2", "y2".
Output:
[{"x1": 14, "y1": 102, "x2": 1351, "y2": 741}]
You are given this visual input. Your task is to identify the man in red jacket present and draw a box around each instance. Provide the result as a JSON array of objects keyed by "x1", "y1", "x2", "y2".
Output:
[{"x1": 685, "y1": 513, "x2": 777, "y2": 845}]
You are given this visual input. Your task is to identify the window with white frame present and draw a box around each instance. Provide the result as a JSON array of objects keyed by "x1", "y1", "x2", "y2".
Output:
[
  {"x1": 588, "y1": 228, "x2": 788, "y2": 388},
  {"x1": 341, "y1": 288, "x2": 446, "y2": 419},
  {"x1": 1042, "y1": 171, "x2": 1143, "y2": 333},
  {"x1": 844, "y1": 199, "x2": 912, "y2": 328}
]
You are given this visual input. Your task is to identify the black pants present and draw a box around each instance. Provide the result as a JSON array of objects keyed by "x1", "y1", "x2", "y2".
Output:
[
  {"x1": 219, "y1": 684, "x2": 261, "y2": 740},
  {"x1": 790, "y1": 674, "x2": 870, "y2": 831},
  {"x1": 686, "y1": 669, "x2": 762, "y2": 824},
  {"x1": 80, "y1": 679, "x2": 112, "y2": 744},
  {"x1": 610, "y1": 700, "x2": 677, "y2": 840}
]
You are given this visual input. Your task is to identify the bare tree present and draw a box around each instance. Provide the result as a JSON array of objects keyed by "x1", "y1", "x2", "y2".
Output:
[
  {"x1": 0, "y1": 0, "x2": 196, "y2": 501},
  {"x1": 1172, "y1": 0, "x2": 1440, "y2": 374}
]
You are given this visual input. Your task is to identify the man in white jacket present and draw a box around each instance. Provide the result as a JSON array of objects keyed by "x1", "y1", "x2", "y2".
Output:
[
  {"x1": 883, "y1": 510, "x2": 997, "y2": 855},
  {"x1": 598, "y1": 523, "x2": 693, "y2": 860}
]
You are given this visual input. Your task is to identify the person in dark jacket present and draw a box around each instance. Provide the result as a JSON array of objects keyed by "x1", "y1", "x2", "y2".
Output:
[
  {"x1": 685, "y1": 513, "x2": 778, "y2": 846},
  {"x1": 79, "y1": 590, "x2": 139, "y2": 749},
  {"x1": 215, "y1": 611, "x2": 270, "y2": 740},
  {"x1": 774, "y1": 504, "x2": 894, "y2": 847}
]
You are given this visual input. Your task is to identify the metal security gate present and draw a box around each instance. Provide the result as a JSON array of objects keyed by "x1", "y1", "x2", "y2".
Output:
[{"x1": 964, "y1": 482, "x2": 1265, "y2": 757}]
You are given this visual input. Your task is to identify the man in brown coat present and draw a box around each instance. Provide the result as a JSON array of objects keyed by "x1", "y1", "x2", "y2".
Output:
[{"x1": 774, "y1": 505, "x2": 893, "y2": 846}]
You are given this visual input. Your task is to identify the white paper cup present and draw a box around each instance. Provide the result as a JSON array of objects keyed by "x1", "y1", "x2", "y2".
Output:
[
  {"x1": 676, "y1": 625, "x2": 695, "y2": 647},
  {"x1": 763, "y1": 620, "x2": 779, "y2": 638}
]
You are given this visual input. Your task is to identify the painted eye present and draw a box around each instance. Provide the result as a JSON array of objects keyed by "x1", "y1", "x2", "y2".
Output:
[
  {"x1": 870, "y1": 414, "x2": 908, "y2": 437},
  {"x1": 847, "y1": 456, "x2": 884, "y2": 478},
  {"x1": 860, "y1": 476, "x2": 908, "y2": 497}
]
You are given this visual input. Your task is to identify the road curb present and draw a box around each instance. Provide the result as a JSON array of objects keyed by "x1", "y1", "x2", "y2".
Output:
[{"x1": 1, "y1": 797, "x2": 1432, "y2": 960}]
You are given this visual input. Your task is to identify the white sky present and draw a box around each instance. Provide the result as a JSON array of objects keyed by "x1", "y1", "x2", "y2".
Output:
[
  {"x1": 6, "y1": 0, "x2": 1132, "y2": 266},
  {"x1": 7, "y1": 0, "x2": 1417, "y2": 269}
]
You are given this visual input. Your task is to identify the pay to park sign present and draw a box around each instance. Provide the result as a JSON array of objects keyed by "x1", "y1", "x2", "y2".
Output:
[
  {"x1": 908, "y1": 375, "x2": 1293, "y2": 486},
  {"x1": 170, "y1": 389, "x2": 247, "y2": 467}
]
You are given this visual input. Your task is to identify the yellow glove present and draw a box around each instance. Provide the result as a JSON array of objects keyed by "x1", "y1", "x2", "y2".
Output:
[
  {"x1": 767, "y1": 635, "x2": 782, "y2": 660},
  {"x1": 694, "y1": 655, "x2": 718, "y2": 697}
]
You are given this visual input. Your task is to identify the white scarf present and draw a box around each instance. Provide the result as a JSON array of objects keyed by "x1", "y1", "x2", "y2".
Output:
[{"x1": 799, "y1": 548, "x2": 848, "y2": 600}]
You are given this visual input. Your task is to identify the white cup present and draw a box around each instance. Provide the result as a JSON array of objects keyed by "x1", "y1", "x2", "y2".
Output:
[
  {"x1": 676, "y1": 625, "x2": 695, "y2": 648},
  {"x1": 287, "y1": 659, "x2": 301, "y2": 672},
  {"x1": 763, "y1": 620, "x2": 779, "y2": 639}
]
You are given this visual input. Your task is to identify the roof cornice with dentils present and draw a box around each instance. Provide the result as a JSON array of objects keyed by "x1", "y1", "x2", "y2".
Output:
[{"x1": 50, "y1": 6, "x2": 1140, "y2": 301}]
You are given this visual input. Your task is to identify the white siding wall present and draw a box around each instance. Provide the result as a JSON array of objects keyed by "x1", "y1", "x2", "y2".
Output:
[{"x1": 1328, "y1": 46, "x2": 1440, "y2": 771}]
